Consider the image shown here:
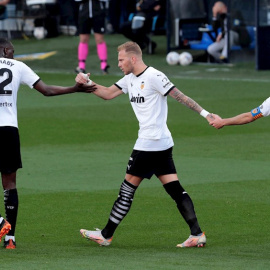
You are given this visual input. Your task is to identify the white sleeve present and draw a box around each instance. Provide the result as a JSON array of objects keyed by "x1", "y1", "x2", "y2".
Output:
[
  {"x1": 151, "y1": 71, "x2": 175, "y2": 96},
  {"x1": 260, "y1": 97, "x2": 270, "y2": 117},
  {"x1": 115, "y1": 76, "x2": 129, "y2": 94},
  {"x1": 20, "y1": 62, "x2": 40, "y2": 88}
]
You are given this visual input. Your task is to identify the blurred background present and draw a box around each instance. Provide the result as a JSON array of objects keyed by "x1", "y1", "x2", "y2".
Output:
[{"x1": 0, "y1": 0, "x2": 270, "y2": 69}]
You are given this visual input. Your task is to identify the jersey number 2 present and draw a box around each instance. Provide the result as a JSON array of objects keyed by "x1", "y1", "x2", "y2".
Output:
[{"x1": 0, "y1": 68, "x2": 12, "y2": 96}]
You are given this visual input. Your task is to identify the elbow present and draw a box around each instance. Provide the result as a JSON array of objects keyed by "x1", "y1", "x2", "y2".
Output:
[
  {"x1": 38, "y1": 87, "x2": 55, "y2": 96},
  {"x1": 42, "y1": 92, "x2": 54, "y2": 97},
  {"x1": 42, "y1": 87, "x2": 57, "y2": 96},
  {"x1": 102, "y1": 96, "x2": 112, "y2": 100}
]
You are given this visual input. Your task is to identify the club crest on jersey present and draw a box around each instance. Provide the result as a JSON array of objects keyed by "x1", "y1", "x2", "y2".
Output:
[{"x1": 140, "y1": 81, "x2": 145, "y2": 90}]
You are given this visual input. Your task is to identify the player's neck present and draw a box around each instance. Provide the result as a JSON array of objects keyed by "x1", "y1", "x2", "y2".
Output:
[{"x1": 133, "y1": 63, "x2": 148, "y2": 76}]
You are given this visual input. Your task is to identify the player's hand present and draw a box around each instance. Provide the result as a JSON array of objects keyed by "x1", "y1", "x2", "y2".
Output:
[
  {"x1": 75, "y1": 72, "x2": 96, "y2": 93},
  {"x1": 75, "y1": 72, "x2": 91, "y2": 84},
  {"x1": 216, "y1": 33, "x2": 223, "y2": 42},
  {"x1": 209, "y1": 113, "x2": 224, "y2": 129},
  {"x1": 75, "y1": 82, "x2": 96, "y2": 93},
  {"x1": 206, "y1": 113, "x2": 215, "y2": 123}
]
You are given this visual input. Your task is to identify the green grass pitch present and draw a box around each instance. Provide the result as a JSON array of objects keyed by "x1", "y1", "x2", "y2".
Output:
[{"x1": 0, "y1": 34, "x2": 270, "y2": 269}]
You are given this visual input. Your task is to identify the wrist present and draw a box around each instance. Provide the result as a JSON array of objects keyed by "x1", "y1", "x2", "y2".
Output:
[{"x1": 200, "y1": 109, "x2": 210, "y2": 118}]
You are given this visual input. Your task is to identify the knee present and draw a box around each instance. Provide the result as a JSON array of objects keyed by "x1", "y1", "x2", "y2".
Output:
[
  {"x1": 207, "y1": 45, "x2": 213, "y2": 54},
  {"x1": 2, "y1": 172, "x2": 16, "y2": 190},
  {"x1": 79, "y1": 35, "x2": 89, "y2": 43}
]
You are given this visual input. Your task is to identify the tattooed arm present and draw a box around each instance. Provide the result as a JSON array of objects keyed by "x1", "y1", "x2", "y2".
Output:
[{"x1": 168, "y1": 87, "x2": 215, "y2": 122}]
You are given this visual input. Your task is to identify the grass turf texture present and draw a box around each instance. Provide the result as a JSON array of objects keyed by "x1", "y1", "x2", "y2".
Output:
[{"x1": 0, "y1": 35, "x2": 270, "y2": 269}]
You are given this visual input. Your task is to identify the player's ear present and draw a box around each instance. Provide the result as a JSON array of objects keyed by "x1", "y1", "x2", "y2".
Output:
[
  {"x1": 131, "y1": 56, "x2": 136, "y2": 64},
  {"x1": 3, "y1": 48, "x2": 8, "y2": 56}
]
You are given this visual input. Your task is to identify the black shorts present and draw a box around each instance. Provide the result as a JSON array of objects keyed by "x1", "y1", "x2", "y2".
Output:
[
  {"x1": 0, "y1": 126, "x2": 22, "y2": 173},
  {"x1": 126, "y1": 147, "x2": 177, "y2": 179},
  {"x1": 78, "y1": 2, "x2": 106, "y2": 34}
]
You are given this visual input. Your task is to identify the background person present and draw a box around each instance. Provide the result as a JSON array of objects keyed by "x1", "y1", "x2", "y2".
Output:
[
  {"x1": 210, "y1": 97, "x2": 270, "y2": 129},
  {"x1": 76, "y1": 41, "x2": 215, "y2": 248},
  {"x1": 107, "y1": 0, "x2": 137, "y2": 34},
  {"x1": 75, "y1": 0, "x2": 110, "y2": 74},
  {"x1": 0, "y1": 0, "x2": 9, "y2": 20},
  {"x1": 119, "y1": 0, "x2": 166, "y2": 53},
  {"x1": 0, "y1": 38, "x2": 95, "y2": 249},
  {"x1": 207, "y1": 1, "x2": 250, "y2": 63}
]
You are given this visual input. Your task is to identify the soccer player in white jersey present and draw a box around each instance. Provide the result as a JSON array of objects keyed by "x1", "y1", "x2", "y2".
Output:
[
  {"x1": 0, "y1": 38, "x2": 95, "y2": 249},
  {"x1": 209, "y1": 97, "x2": 270, "y2": 129},
  {"x1": 76, "y1": 41, "x2": 214, "y2": 248}
]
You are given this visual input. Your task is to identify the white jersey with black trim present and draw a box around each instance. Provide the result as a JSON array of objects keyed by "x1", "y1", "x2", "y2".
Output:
[
  {"x1": 251, "y1": 97, "x2": 270, "y2": 119},
  {"x1": 0, "y1": 58, "x2": 40, "y2": 128},
  {"x1": 259, "y1": 97, "x2": 270, "y2": 117},
  {"x1": 115, "y1": 66, "x2": 175, "y2": 151}
]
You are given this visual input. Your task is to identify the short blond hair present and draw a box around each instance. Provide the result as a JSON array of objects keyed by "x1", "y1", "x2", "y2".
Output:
[{"x1": 117, "y1": 41, "x2": 142, "y2": 57}]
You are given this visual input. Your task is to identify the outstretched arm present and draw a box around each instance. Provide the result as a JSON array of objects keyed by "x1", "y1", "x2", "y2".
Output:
[
  {"x1": 34, "y1": 80, "x2": 96, "y2": 96},
  {"x1": 169, "y1": 87, "x2": 214, "y2": 122},
  {"x1": 75, "y1": 72, "x2": 123, "y2": 100},
  {"x1": 210, "y1": 112, "x2": 255, "y2": 129},
  {"x1": 91, "y1": 83, "x2": 123, "y2": 100}
]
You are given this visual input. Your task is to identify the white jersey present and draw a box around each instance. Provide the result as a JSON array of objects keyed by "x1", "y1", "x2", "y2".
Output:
[
  {"x1": 259, "y1": 97, "x2": 270, "y2": 117},
  {"x1": 0, "y1": 58, "x2": 40, "y2": 128},
  {"x1": 251, "y1": 97, "x2": 270, "y2": 119},
  {"x1": 115, "y1": 66, "x2": 175, "y2": 151}
]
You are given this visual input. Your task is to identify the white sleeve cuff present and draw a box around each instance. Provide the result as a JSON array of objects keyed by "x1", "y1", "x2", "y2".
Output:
[{"x1": 200, "y1": 109, "x2": 210, "y2": 118}]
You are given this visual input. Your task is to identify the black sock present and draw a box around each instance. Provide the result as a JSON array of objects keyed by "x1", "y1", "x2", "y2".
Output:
[
  {"x1": 163, "y1": 181, "x2": 202, "y2": 235},
  {"x1": 4, "y1": 188, "x2": 19, "y2": 236},
  {"x1": 102, "y1": 179, "x2": 137, "y2": 239}
]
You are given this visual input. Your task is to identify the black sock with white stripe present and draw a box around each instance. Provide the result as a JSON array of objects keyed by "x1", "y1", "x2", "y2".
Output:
[
  {"x1": 102, "y1": 179, "x2": 137, "y2": 239},
  {"x1": 4, "y1": 188, "x2": 18, "y2": 236},
  {"x1": 163, "y1": 181, "x2": 202, "y2": 235}
]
